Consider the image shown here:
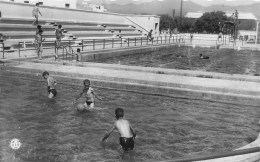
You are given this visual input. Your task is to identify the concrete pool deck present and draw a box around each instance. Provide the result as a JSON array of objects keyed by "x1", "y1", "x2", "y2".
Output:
[
  {"x1": 1, "y1": 43, "x2": 260, "y2": 106},
  {"x1": 2, "y1": 60, "x2": 260, "y2": 106}
]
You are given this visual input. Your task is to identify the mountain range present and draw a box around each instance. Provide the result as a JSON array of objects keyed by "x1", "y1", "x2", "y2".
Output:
[{"x1": 77, "y1": 0, "x2": 260, "y2": 19}]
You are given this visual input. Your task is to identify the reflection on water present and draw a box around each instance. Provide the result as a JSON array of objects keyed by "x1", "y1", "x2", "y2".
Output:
[{"x1": 0, "y1": 74, "x2": 259, "y2": 162}]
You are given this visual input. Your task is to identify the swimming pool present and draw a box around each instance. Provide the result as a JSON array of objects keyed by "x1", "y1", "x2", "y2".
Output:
[
  {"x1": 0, "y1": 72, "x2": 259, "y2": 162},
  {"x1": 91, "y1": 46, "x2": 260, "y2": 75}
]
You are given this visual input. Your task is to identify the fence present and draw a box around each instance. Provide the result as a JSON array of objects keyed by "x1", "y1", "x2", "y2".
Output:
[{"x1": 1, "y1": 34, "x2": 235, "y2": 59}]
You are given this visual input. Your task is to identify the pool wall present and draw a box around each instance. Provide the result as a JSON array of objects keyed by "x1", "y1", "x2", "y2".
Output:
[
  {"x1": 1, "y1": 63, "x2": 260, "y2": 107},
  {"x1": 71, "y1": 44, "x2": 180, "y2": 62}
]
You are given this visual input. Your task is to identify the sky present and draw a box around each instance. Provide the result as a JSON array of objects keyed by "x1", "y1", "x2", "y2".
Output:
[{"x1": 79, "y1": 0, "x2": 260, "y2": 7}]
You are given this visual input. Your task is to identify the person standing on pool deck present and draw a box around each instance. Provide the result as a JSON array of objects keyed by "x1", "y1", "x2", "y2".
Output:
[
  {"x1": 147, "y1": 29, "x2": 154, "y2": 42},
  {"x1": 42, "y1": 71, "x2": 57, "y2": 99},
  {"x1": 55, "y1": 25, "x2": 63, "y2": 48},
  {"x1": 73, "y1": 79, "x2": 102, "y2": 110},
  {"x1": 35, "y1": 29, "x2": 44, "y2": 59},
  {"x1": 101, "y1": 108, "x2": 136, "y2": 151},
  {"x1": 32, "y1": 3, "x2": 42, "y2": 26}
]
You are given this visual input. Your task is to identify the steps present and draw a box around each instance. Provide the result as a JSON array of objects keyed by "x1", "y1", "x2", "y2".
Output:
[{"x1": 0, "y1": 17, "x2": 144, "y2": 53}]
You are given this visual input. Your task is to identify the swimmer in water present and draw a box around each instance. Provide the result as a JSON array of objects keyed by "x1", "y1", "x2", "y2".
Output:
[
  {"x1": 42, "y1": 71, "x2": 57, "y2": 99},
  {"x1": 72, "y1": 79, "x2": 103, "y2": 110},
  {"x1": 101, "y1": 108, "x2": 136, "y2": 151},
  {"x1": 200, "y1": 53, "x2": 209, "y2": 59}
]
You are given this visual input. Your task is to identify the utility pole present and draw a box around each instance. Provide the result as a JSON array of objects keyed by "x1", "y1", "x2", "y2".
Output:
[
  {"x1": 233, "y1": 10, "x2": 238, "y2": 46},
  {"x1": 180, "y1": 0, "x2": 183, "y2": 22}
]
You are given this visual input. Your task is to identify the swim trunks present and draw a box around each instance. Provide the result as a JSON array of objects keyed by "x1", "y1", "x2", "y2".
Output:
[
  {"x1": 85, "y1": 101, "x2": 93, "y2": 106},
  {"x1": 119, "y1": 137, "x2": 134, "y2": 151}
]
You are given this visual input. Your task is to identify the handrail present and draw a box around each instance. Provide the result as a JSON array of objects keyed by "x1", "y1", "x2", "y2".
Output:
[
  {"x1": 61, "y1": 45, "x2": 75, "y2": 62},
  {"x1": 155, "y1": 146, "x2": 260, "y2": 162},
  {"x1": 125, "y1": 16, "x2": 149, "y2": 33},
  {"x1": 13, "y1": 35, "x2": 234, "y2": 60}
]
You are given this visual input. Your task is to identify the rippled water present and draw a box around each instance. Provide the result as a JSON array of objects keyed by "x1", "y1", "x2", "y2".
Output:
[
  {"x1": 0, "y1": 73, "x2": 260, "y2": 162},
  {"x1": 92, "y1": 47, "x2": 260, "y2": 75}
]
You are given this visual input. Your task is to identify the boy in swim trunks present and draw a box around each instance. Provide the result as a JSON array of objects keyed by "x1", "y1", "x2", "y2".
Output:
[
  {"x1": 73, "y1": 79, "x2": 102, "y2": 110},
  {"x1": 32, "y1": 3, "x2": 42, "y2": 26},
  {"x1": 55, "y1": 25, "x2": 63, "y2": 48},
  {"x1": 42, "y1": 71, "x2": 57, "y2": 99},
  {"x1": 101, "y1": 108, "x2": 136, "y2": 151}
]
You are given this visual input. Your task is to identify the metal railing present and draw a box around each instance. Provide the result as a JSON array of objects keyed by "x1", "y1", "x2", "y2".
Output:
[
  {"x1": 61, "y1": 45, "x2": 75, "y2": 62},
  {"x1": 10, "y1": 34, "x2": 241, "y2": 60}
]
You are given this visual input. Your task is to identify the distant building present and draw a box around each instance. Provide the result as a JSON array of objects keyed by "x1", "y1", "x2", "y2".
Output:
[
  {"x1": 88, "y1": 4, "x2": 107, "y2": 12},
  {"x1": 0, "y1": 0, "x2": 77, "y2": 9}
]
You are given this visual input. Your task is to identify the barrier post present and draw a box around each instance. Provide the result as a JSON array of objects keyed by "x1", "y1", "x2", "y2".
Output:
[
  {"x1": 112, "y1": 38, "x2": 114, "y2": 48},
  {"x1": 18, "y1": 42, "x2": 20, "y2": 57},
  {"x1": 93, "y1": 39, "x2": 95, "y2": 50},
  {"x1": 69, "y1": 40, "x2": 71, "y2": 52},
  {"x1": 62, "y1": 46, "x2": 64, "y2": 61},
  {"x1": 55, "y1": 41, "x2": 56, "y2": 54},
  {"x1": 2, "y1": 43, "x2": 4, "y2": 59},
  {"x1": 103, "y1": 39, "x2": 105, "y2": 49},
  {"x1": 81, "y1": 40, "x2": 84, "y2": 51}
]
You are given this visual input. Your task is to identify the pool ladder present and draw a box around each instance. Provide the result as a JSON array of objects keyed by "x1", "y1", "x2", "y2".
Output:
[{"x1": 61, "y1": 45, "x2": 75, "y2": 62}]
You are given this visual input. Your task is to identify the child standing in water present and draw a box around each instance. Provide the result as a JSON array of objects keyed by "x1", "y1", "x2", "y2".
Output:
[
  {"x1": 35, "y1": 29, "x2": 44, "y2": 59},
  {"x1": 71, "y1": 48, "x2": 82, "y2": 62},
  {"x1": 73, "y1": 79, "x2": 102, "y2": 110},
  {"x1": 101, "y1": 108, "x2": 136, "y2": 151},
  {"x1": 42, "y1": 71, "x2": 57, "y2": 99}
]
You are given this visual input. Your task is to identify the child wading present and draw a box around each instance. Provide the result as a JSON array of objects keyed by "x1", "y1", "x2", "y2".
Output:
[
  {"x1": 71, "y1": 48, "x2": 82, "y2": 62},
  {"x1": 42, "y1": 71, "x2": 57, "y2": 99},
  {"x1": 101, "y1": 108, "x2": 136, "y2": 151},
  {"x1": 73, "y1": 79, "x2": 102, "y2": 110}
]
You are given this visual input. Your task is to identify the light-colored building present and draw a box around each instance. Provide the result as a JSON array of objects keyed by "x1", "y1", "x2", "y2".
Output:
[{"x1": 0, "y1": 0, "x2": 77, "y2": 9}]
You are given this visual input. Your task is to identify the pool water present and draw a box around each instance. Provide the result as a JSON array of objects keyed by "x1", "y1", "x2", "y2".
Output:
[
  {"x1": 0, "y1": 73, "x2": 260, "y2": 162},
  {"x1": 92, "y1": 46, "x2": 260, "y2": 75}
]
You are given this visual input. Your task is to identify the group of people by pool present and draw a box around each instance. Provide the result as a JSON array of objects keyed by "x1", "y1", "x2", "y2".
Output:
[
  {"x1": 42, "y1": 71, "x2": 136, "y2": 152},
  {"x1": 33, "y1": 3, "x2": 82, "y2": 61}
]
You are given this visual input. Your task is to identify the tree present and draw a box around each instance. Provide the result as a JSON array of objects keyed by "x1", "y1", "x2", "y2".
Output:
[
  {"x1": 178, "y1": 17, "x2": 195, "y2": 33},
  {"x1": 159, "y1": 14, "x2": 177, "y2": 31},
  {"x1": 194, "y1": 11, "x2": 229, "y2": 34}
]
